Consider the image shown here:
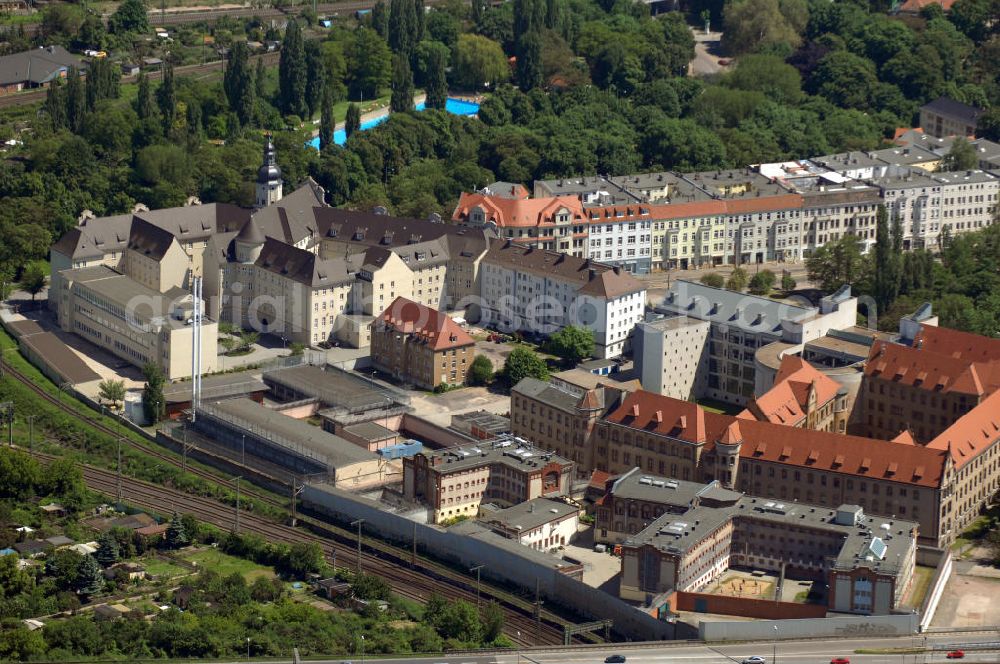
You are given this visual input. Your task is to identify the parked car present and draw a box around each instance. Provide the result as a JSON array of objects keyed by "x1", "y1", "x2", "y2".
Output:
[
  {"x1": 605, "y1": 656, "x2": 626, "y2": 663},
  {"x1": 830, "y1": 658, "x2": 851, "y2": 664},
  {"x1": 946, "y1": 652, "x2": 965, "y2": 659},
  {"x1": 741, "y1": 657, "x2": 766, "y2": 664}
]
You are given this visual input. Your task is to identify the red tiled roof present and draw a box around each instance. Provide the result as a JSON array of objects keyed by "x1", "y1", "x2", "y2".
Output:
[
  {"x1": 452, "y1": 193, "x2": 586, "y2": 228},
  {"x1": 926, "y1": 389, "x2": 1000, "y2": 468},
  {"x1": 914, "y1": 324, "x2": 1000, "y2": 364},
  {"x1": 724, "y1": 194, "x2": 803, "y2": 215},
  {"x1": 604, "y1": 391, "x2": 707, "y2": 443},
  {"x1": 378, "y1": 297, "x2": 475, "y2": 351},
  {"x1": 865, "y1": 340, "x2": 990, "y2": 396},
  {"x1": 746, "y1": 356, "x2": 841, "y2": 426},
  {"x1": 724, "y1": 416, "x2": 947, "y2": 488},
  {"x1": 898, "y1": 0, "x2": 956, "y2": 12},
  {"x1": 892, "y1": 430, "x2": 917, "y2": 446}
]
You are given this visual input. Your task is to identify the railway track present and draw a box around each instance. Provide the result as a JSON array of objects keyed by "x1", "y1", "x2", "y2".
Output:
[
  {"x1": 65, "y1": 459, "x2": 567, "y2": 647},
  {"x1": 3, "y1": 360, "x2": 596, "y2": 646}
]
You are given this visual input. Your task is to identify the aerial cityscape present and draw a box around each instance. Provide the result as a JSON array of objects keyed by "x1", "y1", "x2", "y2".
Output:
[{"x1": 0, "y1": 0, "x2": 997, "y2": 661}]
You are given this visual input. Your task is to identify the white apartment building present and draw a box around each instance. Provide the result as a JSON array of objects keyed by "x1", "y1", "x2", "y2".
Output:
[
  {"x1": 479, "y1": 241, "x2": 646, "y2": 358},
  {"x1": 585, "y1": 206, "x2": 654, "y2": 274}
]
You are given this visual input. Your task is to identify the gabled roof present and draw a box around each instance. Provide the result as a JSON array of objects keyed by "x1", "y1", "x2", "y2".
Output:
[
  {"x1": 127, "y1": 217, "x2": 177, "y2": 261},
  {"x1": 745, "y1": 356, "x2": 842, "y2": 426},
  {"x1": 913, "y1": 324, "x2": 1000, "y2": 364},
  {"x1": 920, "y1": 96, "x2": 982, "y2": 123},
  {"x1": 865, "y1": 340, "x2": 994, "y2": 396},
  {"x1": 254, "y1": 237, "x2": 355, "y2": 288},
  {"x1": 315, "y1": 207, "x2": 493, "y2": 257},
  {"x1": 378, "y1": 297, "x2": 475, "y2": 351},
  {"x1": 604, "y1": 390, "x2": 707, "y2": 444},
  {"x1": 926, "y1": 389, "x2": 1000, "y2": 469},
  {"x1": 453, "y1": 192, "x2": 586, "y2": 228},
  {"x1": 482, "y1": 241, "x2": 645, "y2": 299}
]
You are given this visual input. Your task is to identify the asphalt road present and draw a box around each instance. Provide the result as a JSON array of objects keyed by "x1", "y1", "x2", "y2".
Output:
[{"x1": 201, "y1": 633, "x2": 1000, "y2": 664}]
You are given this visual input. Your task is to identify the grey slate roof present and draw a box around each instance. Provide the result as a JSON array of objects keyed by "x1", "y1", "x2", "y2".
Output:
[
  {"x1": 480, "y1": 497, "x2": 577, "y2": 533},
  {"x1": 659, "y1": 280, "x2": 813, "y2": 335},
  {"x1": 512, "y1": 377, "x2": 584, "y2": 412},
  {"x1": 0, "y1": 45, "x2": 82, "y2": 87},
  {"x1": 253, "y1": 237, "x2": 357, "y2": 288},
  {"x1": 921, "y1": 96, "x2": 983, "y2": 126}
]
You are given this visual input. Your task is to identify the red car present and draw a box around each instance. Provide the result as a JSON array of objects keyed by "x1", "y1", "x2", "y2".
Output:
[
  {"x1": 831, "y1": 659, "x2": 851, "y2": 664},
  {"x1": 946, "y1": 652, "x2": 964, "y2": 659}
]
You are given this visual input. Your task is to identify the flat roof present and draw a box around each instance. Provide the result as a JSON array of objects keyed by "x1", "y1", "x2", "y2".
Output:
[
  {"x1": 162, "y1": 373, "x2": 267, "y2": 405},
  {"x1": 343, "y1": 421, "x2": 397, "y2": 442},
  {"x1": 19, "y1": 332, "x2": 101, "y2": 385},
  {"x1": 448, "y1": 519, "x2": 583, "y2": 573},
  {"x1": 61, "y1": 265, "x2": 197, "y2": 328},
  {"x1": 513, "y1": 376, "x2": 582, "y2": 412},
  {"x1": 420, "y1": 434, "x2": 572, "y2": 474},
  {"x1": 204, "y1": 398, "x2": 376, "y2": 467},
  {"x1": 480, "y1": 497, "x2": 577, "y2": 532},
  {"x1": 608, "y1": 468, "x2": 720, "y2": 508},
  {"x1": 639, "y1": 316, "x2": 711, "y2": 332},
  {"x1": 4, "y1": 319, "x2": 43, "y2": 338},
  {"x1": 627, "y1": 495, "x2": 917, "y2": 575},
  {"x1": 263, "y1": 364, "x2": 410, "y2": 411}
]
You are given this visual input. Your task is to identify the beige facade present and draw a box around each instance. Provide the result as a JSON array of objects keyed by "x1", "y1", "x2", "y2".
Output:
[
  {"x1": 402, "y1": 436, "x2": 575, "y2": 524},
  {"x1": 635, "y1": 317, "x2": 710, "y2": 399},
  {"x1": 57, "y1": 265, "x2": 218, "y2": 380}
]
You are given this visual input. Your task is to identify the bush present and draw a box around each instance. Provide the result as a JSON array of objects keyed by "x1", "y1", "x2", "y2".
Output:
[
  {"x1": 467, "y1": 354, "x2": 494, "y2": 386},
  {"x1": 700, "y1": 272, "x2": 725, "y2": 288}
]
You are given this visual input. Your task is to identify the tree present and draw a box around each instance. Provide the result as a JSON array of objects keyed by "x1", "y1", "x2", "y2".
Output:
[
  {"x1": 481, "y1": 600, "x2": 505, "y2": 643},
  {"x1": 156, "y1": 63, "x2": 176, "y2": 136},
  {"x1": 284, "y1": 542, "x2": 324, "y2": 577},
  {"x1": 108, "y1": 0, "x2": 150, "y2": 34},
  {"x1": 345, "y1": 103, "x2": 361, "y2": 140},
  {"x1": 65, "y1": 66, "x2": 85, "y2": 133},
  {"x1": 304, "y1": 40, "x2": 326, "y2": 119},
  {"x1": 75, "y1": 555, "x2": 104, "y2": 598},
  {"x1": 389, "y1": 0, "x2": 418, "y2": 58},
  {"x1": 390, "y1": 55, "x2": 415, "y2": 113},
  {"x1": 725, "y1": 266, "x2": 748, "y2": 291},
  {"x1": 98, "y1": 379, "x2": 126, "y2": 411},
  {"x1": 546, "y1": 325, "x2": 595, "y2": 364},
  {"x1": 941, "y1": 137, "x2": 978, "y2": 172},
  {"x1": 94, "y1": 531, "x2": 120, "y2": 567},
  {"x1": 722, "y1": 0, "x2": 805, "y2": 55},
  {"x1": 165, "y1": 512, "x2": 191, "y2": 549},
  {"x1": 224, "y1": 40, "x2": 256, "y2": 127},
  {"x1": 319, "y1": 87, "x2": 335, "y2": 151},
  {"x1": 467, "y1": 354, "x2": 494, "y2": 386},
  {"x1": 748, "y1": 269, "x2": 776, "y2": 295},
  {"x1": 806, "y1": 235, "x2": 866, "y2": 293},
  {"x1": 20, "y1": 261, "x2": 47, "y2": 302},
  {"x1": 45, "y1": 77, "x2": 66, "y2": 130},
  {"x1": 85, "y1": 57, "x2": 120, "y2": 111},
  {"x1": 279, "y1": 19, "x2": 307, "y2": 117},
  {"x1": 978, "y1": 107, "x2": 1000, "y2": 142},
  {"x1": 141, "y1": 362, "x2": 166, "y2": 423},
  {"x1": 502, "y1": 346, "x2": 549, "y2": 386},
  {"x1": 873, "y1": 204, "x2": 901, "y2": 312},
  {"x1": 435, "y1": 600, "x2": 481, "y2": 641},
  {"x1": 424, "y1": 43, "x2": 448, "y2": 109},
  {"x1": 350, "y1": 28, "x2": 392, "y2": 99},
  {"x1": 727, "y1": 54, "x2": 802, "y2": 103},
  {"x1": 700, "y1": 273, "x2": 725, "y2": 288},
  {"x1": 516, "y1": 28, "x2": 543, "y2": 91},
  {"x1": 781, "y1": 273, "x2": 797, "y2": 291},
  {"x1": 372, "y1": 0, "x2": 389, "y2": 36},
  {"x1": 135, "y1": 71, "x2": 153, "y2": 120},
  {"x1": 452, "y1": 34, "x2": 511, "y2": 90}
]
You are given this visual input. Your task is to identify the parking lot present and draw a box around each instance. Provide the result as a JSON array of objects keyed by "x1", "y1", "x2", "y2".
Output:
[{"x1": 932, "y1": 565, "x2": 1000, "y2": 628}]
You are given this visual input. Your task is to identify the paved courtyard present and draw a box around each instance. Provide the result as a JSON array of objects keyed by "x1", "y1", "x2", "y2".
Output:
[
  {"x1": 560, "y1": 526, "x2": 623, "y2": 592},
  {"x1": 932, "y1": 555, "x2": 1000, "y2": 628},
  {"x1": 406, "y1": 386, "x2": 510, "y2": 426}
]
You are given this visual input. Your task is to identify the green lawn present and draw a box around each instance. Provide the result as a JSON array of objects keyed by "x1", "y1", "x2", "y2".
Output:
[
  {"x1": 181, "y1": 548, "x2": 274, "y2": 581},
  {"x1": 900, "y1": 565, "x2": 934, "y2": 610},
  {"x1": 696, "y1": 398, "x2": 745, "y2": 416},
  {"x1": 142, "y1": 556, "x2": 190, "y2": 579}
]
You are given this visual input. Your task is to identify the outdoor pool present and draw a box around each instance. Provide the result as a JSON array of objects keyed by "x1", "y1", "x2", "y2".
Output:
[{"x1": 307, "y1": 98, "x2": 480, "y2": 149}]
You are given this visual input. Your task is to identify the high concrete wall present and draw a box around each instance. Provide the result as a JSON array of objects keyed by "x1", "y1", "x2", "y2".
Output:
[
  {"x1": 699, "y1": 613, "x2": 918, "y2": 642},
  {"x1": 400, "y1": 413, "x2": 477, "y2": 449},
  {"x1": 676, "y1": 592, "x2": 827, "y2": 620},
  {"x1": 301, "y1": 483, "x2": 673, "y2": 641},
  {"x1": 919, "y1": 554, "x2": 952, "y2": 631}
]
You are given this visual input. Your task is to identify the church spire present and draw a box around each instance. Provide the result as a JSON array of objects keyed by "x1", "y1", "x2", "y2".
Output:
[{"x1": 256, "y1": 134, "x2": 282, "y2": 208}]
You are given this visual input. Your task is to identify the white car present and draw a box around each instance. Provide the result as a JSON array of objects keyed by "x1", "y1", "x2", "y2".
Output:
[{"x1": 741, "y1": 657, "x2": 766, "y2": 664}]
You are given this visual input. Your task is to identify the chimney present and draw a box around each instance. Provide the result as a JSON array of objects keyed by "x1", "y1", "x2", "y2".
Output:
[
  {"x1": 588, "y1": 268, "x2": 597, "y2": 280},
  {"x1": 631, "y1": 404, "x2": 640, "y2": 417},
  {"x1": 613, "y1": 266, "x2": 621, "y2": 275}
]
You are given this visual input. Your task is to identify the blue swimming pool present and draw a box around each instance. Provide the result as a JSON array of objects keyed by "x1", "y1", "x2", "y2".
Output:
[{"x1": 308, "y1": 98, "x2": 480, "y2": 149}]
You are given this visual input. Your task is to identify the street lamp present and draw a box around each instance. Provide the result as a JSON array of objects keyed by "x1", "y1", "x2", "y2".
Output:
[
  {"x1": 246, "y1": 636, "x2": 250, "y2": 660},
  {"x1": 773, "y1": 625, "x2": 778, "y2": 664},
  {"x1": 360, "y1": 634, "x2": 365, "y2": 664}
]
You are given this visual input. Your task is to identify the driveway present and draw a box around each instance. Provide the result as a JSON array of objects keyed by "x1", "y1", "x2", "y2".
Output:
[
  {"x1": 407, "y1": 386, "x2": 510, "y2": 426},
  {"x1": 690, "y1": 29, "x2": 728, "y2": 77}
]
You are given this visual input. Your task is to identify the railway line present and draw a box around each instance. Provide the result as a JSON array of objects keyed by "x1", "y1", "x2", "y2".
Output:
[
  {"x1": 57, "y1": 458, "x2": 567, "y2": 647},
  {"x1": 3, "y1": 359, "x2": 598, "y2": 646}
]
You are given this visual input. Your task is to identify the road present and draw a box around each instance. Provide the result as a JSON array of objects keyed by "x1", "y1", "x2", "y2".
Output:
[
  {"x1": 201, "y1": 633, "x2": 1000, "y2": 664},
  {"x1": 690, "y1": 29, "x2": 728, "y2": 77}
]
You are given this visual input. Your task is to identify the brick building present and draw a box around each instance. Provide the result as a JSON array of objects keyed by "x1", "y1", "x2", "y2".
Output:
[
  {"x1": 402, "y1": 436, "x2": 574, "y2": 523},
  {"x1": 371, "y1": 297, "x2": 475, "y2": 390},
  {"x1": 741, "y1": 355, "x2": 850, "y2": 432}
]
